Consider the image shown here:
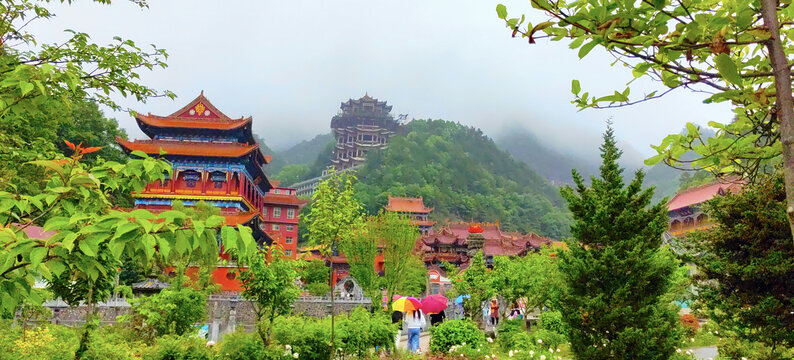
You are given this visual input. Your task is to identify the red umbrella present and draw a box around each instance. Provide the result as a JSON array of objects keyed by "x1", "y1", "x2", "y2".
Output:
[{"x1": 421, "y1": 294, "x2": 449, "y2": 314}]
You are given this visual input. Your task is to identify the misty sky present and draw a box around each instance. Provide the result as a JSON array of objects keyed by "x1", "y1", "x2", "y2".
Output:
[{"x1": 31, "y1": 0, "x2": 733, "y2": 163}]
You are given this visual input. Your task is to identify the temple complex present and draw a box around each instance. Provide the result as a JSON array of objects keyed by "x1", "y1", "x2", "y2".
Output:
[
  {"x1": 117, "y1": 92, "x2": 303, "y2": 289},
  {"x1": 330, "y1": 94, "x2": 400, "y2": 169},
  {"x1": 417, "y1": 222, "x2": 555, "y2": 269},
  {"x1": 384, "y1": 196, "x2": 435, "y2": 234},
  {"x1": 666, "y1": 180, "x2": 743, "y2": 238}
]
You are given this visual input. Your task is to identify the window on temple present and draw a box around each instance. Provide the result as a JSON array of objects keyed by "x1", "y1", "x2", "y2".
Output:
[
  {"x1": 285, "y1": 249, "x2": 293, "y2": 256},
  {"x1": 286, "y1": 225, "x2": 294, "y2": 231},
  {"x1": 273, "y1": 207, "x2": 281, "y2": 217},
  {"x1": 210, "y1": 171, "x2": 225, "y2": 189},
  {"x1": 286, "y1": 236, "x2": 294, "y2": 244},
  {"x1": 263, "y1": 207, "x2": 268, "y2": 216},
  {"x1": 287, "y1": 208, "x2": 295, "y2": 219},
  {"x1": 273, "y1": 224, "x2": 280, "y2": 231},
  {"x1": 182, "y1": 170, "x2": 201, "y2": 188},
  {"x1": 274, "y1": 189, "x2": 280, "y2": 194}
]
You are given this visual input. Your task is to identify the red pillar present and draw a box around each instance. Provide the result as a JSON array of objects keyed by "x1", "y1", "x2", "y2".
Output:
[{"x1": 171, "y1": 170, "x2": 179, "y2": 194}]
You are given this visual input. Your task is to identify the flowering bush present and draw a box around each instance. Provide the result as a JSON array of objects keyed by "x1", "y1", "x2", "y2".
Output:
[
  {"x1": 2, "y1": 324, "x2": 78, "y2": 360},
  {"x1": 429, "y1": 319, "x2": 485, "y2": 354},
  {"x1": 679, "y1": 314, "x2": 700, "y2": 337},
  {"x1": 142, "y1": 335, "x2": 213, "y2": 360}
]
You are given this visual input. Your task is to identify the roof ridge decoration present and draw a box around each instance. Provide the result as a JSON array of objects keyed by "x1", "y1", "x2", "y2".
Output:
[{"x1": 167, "y1": 92, "x2": 234, "y2": 120}]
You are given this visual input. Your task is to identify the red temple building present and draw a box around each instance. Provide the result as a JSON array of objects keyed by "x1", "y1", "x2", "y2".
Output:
[
  {"x1": 417, "y1": 222, "x2": 555, "y2": 269},
  {"x1": 384, "y1": 196, "x2": 435, "y2": 234},
  {"x1": 666, "y1": 179, "x2": 743, "y2": 238},
  {"x1": 262, "y1": 181, "x2": 306, "y2": 259},
  {"x1": 117, "y1": 92, "x2": 303, "y2": 290}
]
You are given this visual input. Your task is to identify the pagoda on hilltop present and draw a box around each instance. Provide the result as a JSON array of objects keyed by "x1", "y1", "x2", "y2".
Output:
[
  {"x1": 117, "y1": 92, "x2": 279, "y2": 290},
  {"x1": 384, "y1": 196, "x2": 435, "y2": 234},
  {"x1": 330, "y1": 94, "x2": 400, "y2": 169}
]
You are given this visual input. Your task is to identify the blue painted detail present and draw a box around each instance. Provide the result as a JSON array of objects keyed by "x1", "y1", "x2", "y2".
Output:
[{"x1": 134, "y1": 199, "x2": 247, "y2": 211}]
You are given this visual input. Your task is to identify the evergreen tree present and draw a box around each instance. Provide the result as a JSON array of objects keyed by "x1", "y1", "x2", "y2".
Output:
[{"x1": 558, "y1": 126, "x2": 681, "y2": 359}]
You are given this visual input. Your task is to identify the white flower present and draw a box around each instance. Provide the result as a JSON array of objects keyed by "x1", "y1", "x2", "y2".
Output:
[
  {"x1": 529, "y1": 350, "x2": 534, "y2": 355},
  {"x1": 293, "y1": 353, "x2": 299, "y2": 359},
  {"x1": 714, "y1": 331, "x2": 719, "y2": 335},
  {"x1": 509, "y1": 350, "x2": 514, "y2": 357},
  {"x1": 540, "y1": 355, "x2": 546, "y2": 360},
  {"x1": 477, "y1": 349, "x2": 481, "y2": 352},
  {"x1": 487, "y1": 337, "x2": 494, "y2": 343},
  {"x1": 676, "y1": 349, "x2": 682, "y2": 353},
  {"x1": 549, "y1": 348, "x2": 554, "y2": 353},
  {"x1": 285, "y1": 345, "x2": 292, "y2": 350},
  {"x1": 690, "y1": 338, "x2": 695, "y2": 342},
  {"x1": 462, "y1": 342, "x2": 467, "y2": 346},
  {"x1": 205, "y1": 341, "x2": 215, "y2": 347},
  {"x1": 556, "y1": 349, "x2": 561, "y2": 352},
  {"x1": 537, "y1": 339, "x2": 543, "y2": 344}
]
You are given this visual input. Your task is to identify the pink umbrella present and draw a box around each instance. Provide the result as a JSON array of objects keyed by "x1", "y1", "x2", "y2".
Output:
[{"x1": 421, "y1": 294, "x2": 449, "y2": 314}]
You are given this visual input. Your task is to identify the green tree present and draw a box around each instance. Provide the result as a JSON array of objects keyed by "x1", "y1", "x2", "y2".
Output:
[
  {"x1": 130, "y1": 282, "x2": 208, "y2": 339},
  {"x1": 55, "y1": 100, "x2": 129, "y2": 164},
  {"x1": 496, "y1": 0, "x2": 794, "y2": 238},
  {"x1": 452, "y1": 251, "x2": 491, "y2": 326},
  {"x1": 557, "y1": 127, "x2": 681, "y2": 359},
  {"x1": 396, "y1": 255, "x2": 427, "y2": 298},
  {"x1": 237, "y1": 246, "x2": 304, "y2": 347},
  {"x1": 681, "y1": 174, "x2": 794, "y2": 358},
  {"x1": 304, "y1": 168, "x2": 363, "y2": 359},
  {"x1": 273, "y1": 164, "x2": 310, "y2": 187},
  {"x1": 339, "y1": 215, "x2": 380, "y2": 305},
  {"x1": 0, "y1": 149, "x2": 257, "y2": 357},
  {"x1": 489, "y1": 246, "x2": 564, "y2": 313},
  {"x1": 377, "y1": 211, "x2": 422, "y2": 310}
]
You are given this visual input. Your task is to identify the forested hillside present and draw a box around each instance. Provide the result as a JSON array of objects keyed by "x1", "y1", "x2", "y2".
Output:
[{"x1": 354, "y1": 120, "x2": 572, "y2": 238}]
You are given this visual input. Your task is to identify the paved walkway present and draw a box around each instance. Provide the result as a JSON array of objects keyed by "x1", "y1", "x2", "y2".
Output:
[
  {"x1": 397, "y1": 331, "x2": 430, "y2": 354},
  {"x1": 690, "y1": 346, "x2": 718, "y2": 359}
]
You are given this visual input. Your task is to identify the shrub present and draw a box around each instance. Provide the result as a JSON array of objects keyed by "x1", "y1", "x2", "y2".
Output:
[
  {"x1": 537, "y1": 310, "x2": 567, "y2": 336},
  {"x1": 1, "y1": 324, "x2": 78, "y2": 360},
  {"x1": 142, "y1": 335, "x2": 212, "y2": 360},
  {"x1": 429, "y1": 319, "x2": 484, "y2": 353},
  {"x1": 81, "y1": 325, "x2": 140, "y2": 360},
  {"x1": 337, "y1": 307, "x2": 395, "y2": 357},
  {"x1": 272, "y1": 316, "x2": 333, "y2": 360},
  {"x1": 529, "y1": 328, "x2": 566, "y2": 350},
  {"x1": 131, "y1": 286, "x2": 208, "y2": 339},
  {"x1": 495, "y1": 319, "x2": 525, "y2": 351},
  {"x1": 305, "y1": 282, "x2": 330, "y2": 297},
  {"x1": 680, "y1": 314, "x2": 700, "y2": 337},
  {"x1": 215, "y1": 330, "x2": 285, "y2": 360}
]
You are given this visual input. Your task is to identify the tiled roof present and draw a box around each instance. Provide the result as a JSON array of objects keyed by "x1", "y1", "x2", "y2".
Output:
[
  {"x1": 263, "y1": 192, "x2": 307, "y2": 207},
  {"x1": 117, "y1": 138, "x2": 271, "y2": 163},
  {"x1": 136, "y1": 113, "x2": 251, "y2": 131},
  {"x1": 667, "y1": 180, "x2": 743, "y2": 211},
  {"x1": 132, "y1": 278, "x2": 171, "y2": 290},
  {"x1": 224, "y1": 212, "x2": 259, "y2": 225},
  {"x1": 384, "y1": 196, "x2": 433, "y2": 213}
]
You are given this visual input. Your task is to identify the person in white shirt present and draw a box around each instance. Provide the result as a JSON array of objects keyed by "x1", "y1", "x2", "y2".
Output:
[{"x1": 403, "y1": 309, "x2": 426, "y2": 353}]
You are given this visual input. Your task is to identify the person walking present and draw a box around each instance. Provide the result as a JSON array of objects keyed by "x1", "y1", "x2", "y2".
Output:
[
  {"x1": 429, "y1": 310, "x2": 446, "y2": 326},
  {"x1": 391, "y1": 310, "x2": 403, "y2": 350},
  {"x1": 403, "y1": 309, "x2": 426, "y2": 353},
  {"x1": 490, "y1": 298, "x2": 500, "y2": 326}
]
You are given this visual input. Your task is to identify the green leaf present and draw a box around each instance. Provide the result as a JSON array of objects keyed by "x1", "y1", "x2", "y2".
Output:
[
  {"x1": 19, "y1": 81, "x2": 34, "y2": 96},
  {"x1": 571, "y1": 79, "x2": 581, "y2": 95},
  {"x1": 29, "y1": 247, "x2": 47, "y2": 268},
  {"x1": 578, "y1": 39, "x2": 600, "y2": 59},
  {"x1": 714, "y1": 53, "x2": 742, "y2": 86},
  {"x1": 193, "y1": 220, "x2": 205, "y2": 236},
  {"x1": 496, "y1": 4, "x2": 507, "y2": 19},
  {"x1": 78, "y1": 239, "x2": 97, "y2": 256},
  {"x1": 113, "y1": 222, "x2": 139, "y2": 240},
  {"x1": 632, "y1": 63, "x2": 651, "y2": 78}
]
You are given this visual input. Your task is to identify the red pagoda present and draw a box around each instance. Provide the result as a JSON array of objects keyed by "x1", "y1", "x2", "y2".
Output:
[
  {"x1": 384, "y1": 196, "x2": 435, "y2": 234},
  {"x1": 117, "y1": 92, "x2": 276, "y2": 290}
]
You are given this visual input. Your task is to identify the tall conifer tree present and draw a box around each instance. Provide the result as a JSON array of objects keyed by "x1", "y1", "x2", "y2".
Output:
[{"x1": 558, "y1": 126, "x2": 681, "y2": 359}]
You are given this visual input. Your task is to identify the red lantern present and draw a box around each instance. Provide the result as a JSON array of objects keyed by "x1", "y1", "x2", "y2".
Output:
[{"x1": 468, "y1": 224, "x2": 483, "y2": 233}]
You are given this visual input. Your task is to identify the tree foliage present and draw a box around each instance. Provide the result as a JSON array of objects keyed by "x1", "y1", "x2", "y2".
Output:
[
  {"x1": 489, "y1": 246, "x2": 564, "y2": 312},
  {"x1": 130, "y1": 283, "x2": 208, "y2": 339},
  {"x1": 496, "y1": 0, "x2": 794, "y2": 236},
  {"x1": 681, "y1": 173, "x2": 794, "y2": 355},
  {"x1": 339, "y1": 215, "x2": 380, "y2": 303},
  {"x1": 355, "y1": 119, "x2": 571, "y2": 238},
  {"x1": 557, "y1": 127, "x2": 682, "y2": 359},
  {"x1": 452, "y1": 251, "x2": 491, "y2": 325},
  {"x1": 376, "y1": 211, "x2": 422, "y2": 310},
  {"x1": 237, "y1": 246, "x2": 304, "y2": 346},
  {"x1": 0, "y1": 149, "x2": 257, "y2": 316}
]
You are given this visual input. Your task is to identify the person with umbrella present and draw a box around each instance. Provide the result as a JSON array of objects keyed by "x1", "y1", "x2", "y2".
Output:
[
  {"x1": 421, "y1": 294, "x2": 449, "y2": 326},
  {"x1": 393, "y1": 297, "x2": 424, "y2": 353}
]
